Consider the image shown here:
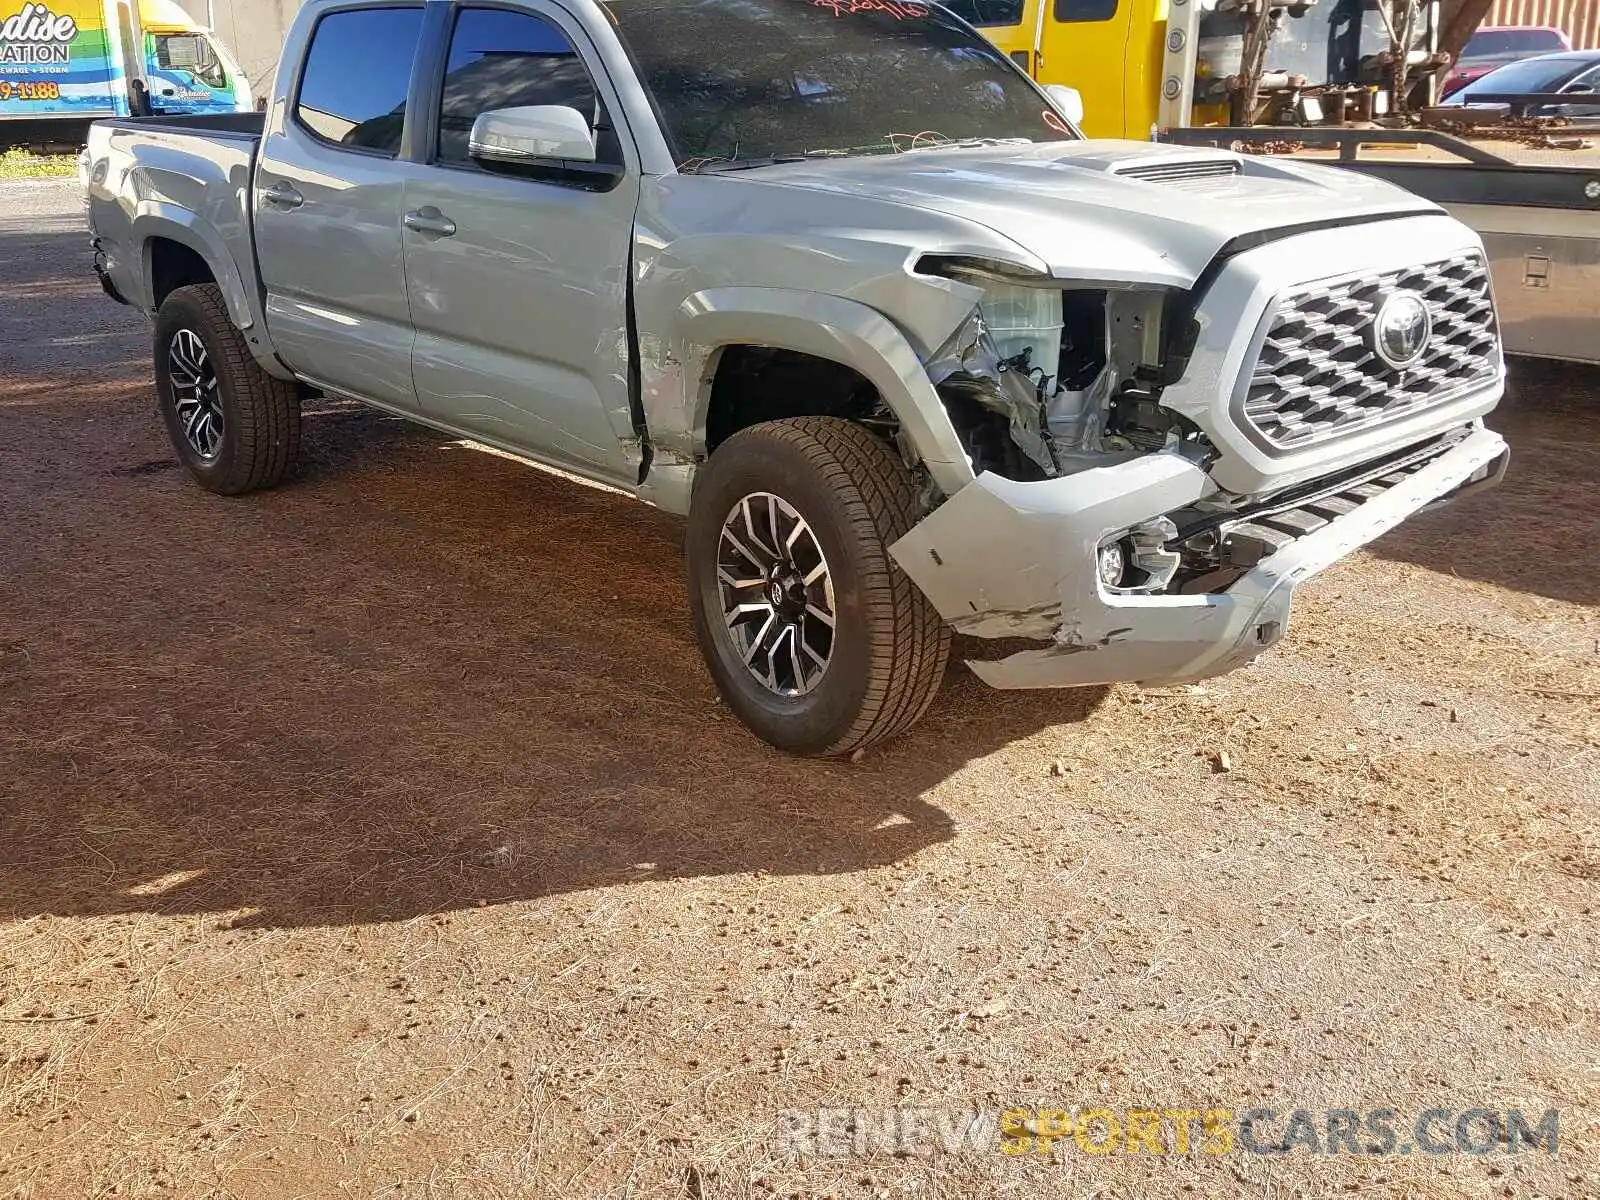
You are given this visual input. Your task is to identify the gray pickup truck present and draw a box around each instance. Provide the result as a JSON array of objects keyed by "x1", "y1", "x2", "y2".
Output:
[{"x1": 84, "y1": 0, "x2": 1509, "y2": 756}]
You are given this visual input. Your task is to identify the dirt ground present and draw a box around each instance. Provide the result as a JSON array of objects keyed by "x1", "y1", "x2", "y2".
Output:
[{"x1": 1, "y1": 178, "x2": 1596, "y2": 1199}]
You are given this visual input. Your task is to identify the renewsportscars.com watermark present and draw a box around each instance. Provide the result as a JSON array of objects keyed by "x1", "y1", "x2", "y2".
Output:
[{"x1": 777, "y1": 1106, "x2": 1560, "y2": 1158}]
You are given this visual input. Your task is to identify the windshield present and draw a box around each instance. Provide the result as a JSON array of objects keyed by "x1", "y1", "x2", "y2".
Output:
[
  {"x1": 602, "y1": 0, "x2": 1075, "y2": 169},
  {"x1": 1454, "y1": 54, "x2": 1592, "y2": 99},
  {"x1": 1462, "y1": 29, "x2": 1566, "y2": 59}
]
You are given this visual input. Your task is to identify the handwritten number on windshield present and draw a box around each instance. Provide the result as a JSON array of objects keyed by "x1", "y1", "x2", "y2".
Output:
[{"x1": 813, "y1": 0, "x2": 932, "y2": 18}]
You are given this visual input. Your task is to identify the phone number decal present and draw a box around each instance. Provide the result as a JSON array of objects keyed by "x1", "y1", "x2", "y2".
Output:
[{"x1": 0, "y1": 80, "x2": 64, "y2": 100}]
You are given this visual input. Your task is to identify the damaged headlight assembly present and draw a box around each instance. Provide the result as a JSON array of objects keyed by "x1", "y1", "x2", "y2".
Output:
[
  {"x1": 920, "y1": 262, "x2": 1204, "y2": 597},
  {"x1": 928, "y1": 294, "x2": 1184, "y2": 596},
  {"x1": 925, "y1": 292, "x2": 1060, "y2": 480}
]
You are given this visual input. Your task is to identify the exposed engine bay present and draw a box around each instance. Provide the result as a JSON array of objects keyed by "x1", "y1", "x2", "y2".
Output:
[
  {"x1": 926, "y1": 274, "x2": 1204, "y2": 485},
  {"x1": 924, "y1": 273, "x2": 1217, "y2": 595}
]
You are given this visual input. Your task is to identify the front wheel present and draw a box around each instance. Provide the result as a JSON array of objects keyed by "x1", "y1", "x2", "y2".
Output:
[{"x1": 686, "y1": 417, "x2": 951, "y2": 756}]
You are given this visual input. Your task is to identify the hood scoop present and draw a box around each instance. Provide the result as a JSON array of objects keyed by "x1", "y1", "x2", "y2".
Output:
[{"x1": 1112, "y1": 157, "x2": 1242, "y2": 185}]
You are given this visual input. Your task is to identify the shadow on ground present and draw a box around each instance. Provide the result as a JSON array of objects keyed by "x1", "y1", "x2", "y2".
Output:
[
  {"x1": 1367, "y1": 356, "x2": 1598, "y2": 606},
  {"x1": 0, "y1": 380, "x2": 1101, "y2": 928},
  {"x1": 0, "y1": 212, "x2": 1099, "y2": 929}
]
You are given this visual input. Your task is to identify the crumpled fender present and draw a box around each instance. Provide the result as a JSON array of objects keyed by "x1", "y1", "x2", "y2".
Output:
[{"x1": 665, "y1": 286, "x2": 978, "y2": 498}]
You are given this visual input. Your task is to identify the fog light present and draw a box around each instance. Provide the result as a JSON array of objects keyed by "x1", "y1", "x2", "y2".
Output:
[{"x1": 1097, "y1": 541, "x2": 1126, "y2": 589}]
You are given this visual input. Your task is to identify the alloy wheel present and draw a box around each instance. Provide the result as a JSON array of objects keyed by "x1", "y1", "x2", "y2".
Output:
[
  {"x1": 167, "y1": 328, "x2": 224, "y2": 461},
  {"x1": 716, "y1": 491, "x2": 836, "y2": 696}
]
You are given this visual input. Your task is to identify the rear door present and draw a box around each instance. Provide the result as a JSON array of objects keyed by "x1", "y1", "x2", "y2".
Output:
[
  {"x1": 252, "y1": 3, "x2": 425, "y2": 410},
  {"x1": 399, "y1": 3, "x2": 640, "y2": 483}
]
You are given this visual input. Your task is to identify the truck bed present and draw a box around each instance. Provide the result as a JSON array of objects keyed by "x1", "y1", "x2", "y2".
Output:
[
  {"x1": 93, "y1": 112, "x2": 266, "y2": 138},
  {"x1": 84, "y1": 112, "x2": 266, "y2": 336}
]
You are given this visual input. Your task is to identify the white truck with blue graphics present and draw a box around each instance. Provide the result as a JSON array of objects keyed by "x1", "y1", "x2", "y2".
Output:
[{"x1": 1, "y1": 0, "x2": 250, "y2": 149}]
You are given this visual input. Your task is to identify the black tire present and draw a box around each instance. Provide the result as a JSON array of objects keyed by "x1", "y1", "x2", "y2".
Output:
[
  {"x1": 687, "y1": 417, "x2": 951, "y2": 756},
  {"x1": 153, "y1": 283, "x2": 300, "y2": 495}
]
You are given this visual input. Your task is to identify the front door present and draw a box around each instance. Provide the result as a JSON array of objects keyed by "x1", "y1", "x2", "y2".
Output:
[
  {"x1": 252, "y1": 3, "x2": 425, "y2": 411},
  {"x1": 147, "y1": 31, "x2": 237, "y2": 114},
  {"x1": 400, "y1": 3, "x2": 640, "y2": 485}
]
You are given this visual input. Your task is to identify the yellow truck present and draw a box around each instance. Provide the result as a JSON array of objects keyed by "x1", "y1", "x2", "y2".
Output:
[
  {"x1": 949, "y1": 0, "x2": 1426, "y2": 137},
  {"x1": 946, "y1": 0, "x2": 1165, "y2": 136}
]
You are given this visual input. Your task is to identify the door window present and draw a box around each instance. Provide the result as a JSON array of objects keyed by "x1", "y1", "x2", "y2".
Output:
[
  {"x1": 1054, "y1": 0, "x2": 1117, "y2": 21},
  {"x1": 294, "y1": 7, "x2": 424, "y2": 155},
  {"x1": 435, "y1": 7, "x2": 620, "y2": 167},
  {"x1": 1563, "y1": 65, "x2": 1600, "y2": 93}
]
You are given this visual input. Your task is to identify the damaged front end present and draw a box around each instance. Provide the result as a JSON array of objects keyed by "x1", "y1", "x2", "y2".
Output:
[
  {"x1": 918, "y1": 260, "x2": 1211, "y2": 600},
  {"x1": 922, "y1": 261, "x2": 1207, "y2": 480},
  {"x1": 892, "y1": 258, "x2": 1509, "y2": 689}
]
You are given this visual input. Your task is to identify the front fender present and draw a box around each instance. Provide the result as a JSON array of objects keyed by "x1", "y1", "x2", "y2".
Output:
[{"x1": 664, "y1": 287, "x2": 975, "y2": 499}]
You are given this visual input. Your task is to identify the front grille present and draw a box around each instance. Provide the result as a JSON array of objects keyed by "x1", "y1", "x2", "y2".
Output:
[
  {"x1": 1241, "y1": 253, "x2": 1498, "y2": 450},
  {"x1": 1116, "y1": 158, "x2": 1241, "y2": 183}
]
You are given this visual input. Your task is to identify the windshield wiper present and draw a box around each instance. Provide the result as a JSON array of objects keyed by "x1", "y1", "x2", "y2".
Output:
[
  {"x1": 682, "y1": 145, "x2": 901, "y2": 173},
  {"x1": 683, "y1": 154, "x2": 814, "y2": 174}
]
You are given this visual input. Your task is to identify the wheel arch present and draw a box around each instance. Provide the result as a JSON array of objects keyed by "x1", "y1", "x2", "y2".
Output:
[
  {"x1": 656, "y1": 288, "x2": 976, "y2": 507},
  {"x1": 703, "y1": 345, "x2": 885, "y2": 454},
  {"x1": 132, "y1": 205, "x2": 253, "y2": 328}
]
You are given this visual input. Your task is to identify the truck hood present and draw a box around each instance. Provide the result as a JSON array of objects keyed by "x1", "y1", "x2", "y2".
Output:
[{"x1": 741, "y1": 139, "x2": 1441, "y2": 289}]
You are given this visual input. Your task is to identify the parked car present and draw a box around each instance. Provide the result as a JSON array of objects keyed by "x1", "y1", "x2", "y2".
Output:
[
  {"x1": 1440, "y1": 49, "x2": 1600, "y2": 116},
  {"x1": 1442, "y1": 25, "x2": 1573, "y2": 97},
  {"x1": 84, "y1": 0, "x2": 1508, "y2": 755}
]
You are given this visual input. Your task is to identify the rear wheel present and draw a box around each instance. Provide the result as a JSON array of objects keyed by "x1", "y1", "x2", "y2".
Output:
[
  {"x1": 687, "y1": 417, "x2": 950, "y2": 756},
  {"x1": 153, "y1": 283, "x2": 301, "y2": 495}
]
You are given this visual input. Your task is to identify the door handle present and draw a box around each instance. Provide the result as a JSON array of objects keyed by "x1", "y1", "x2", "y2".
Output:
[
  {"x1": 261, "y1": 181, "x2": 303, "y2": 209},
  {"x1": 403, "y1": 207, "x2": 456, "y2": 237}
]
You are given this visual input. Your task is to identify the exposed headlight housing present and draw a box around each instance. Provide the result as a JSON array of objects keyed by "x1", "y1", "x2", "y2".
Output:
[{"x1": 924, "y1": 267, "x2": 1072, "y2": 482}]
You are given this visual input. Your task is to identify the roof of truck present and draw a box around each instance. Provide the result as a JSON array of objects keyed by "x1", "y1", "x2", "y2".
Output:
[{"x1": 140, "y1": 0, "x2": 212, "y2": 31}]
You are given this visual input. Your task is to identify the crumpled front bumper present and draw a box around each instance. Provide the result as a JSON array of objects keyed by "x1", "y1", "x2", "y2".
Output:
[{"x1": 888, "y1": 426, "x2": 1509, "y2": 689}]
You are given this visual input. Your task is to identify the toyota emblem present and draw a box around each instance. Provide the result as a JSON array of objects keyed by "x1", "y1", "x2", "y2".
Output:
[{"x1": 1371, "y1": 292, "x2": 1432, "y2": 370}]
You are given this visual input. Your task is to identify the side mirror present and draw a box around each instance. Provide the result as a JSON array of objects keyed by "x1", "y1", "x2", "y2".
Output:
[
  {"x1": 1044, "y1": 84, "x2": 1085, "y2": 126},
  {"x1": 1560, "y1": 83, "x2": 1596, "y2": 95},
  {"x1": 469, "y1": 105, "x2": 597, "y2": 166}
]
